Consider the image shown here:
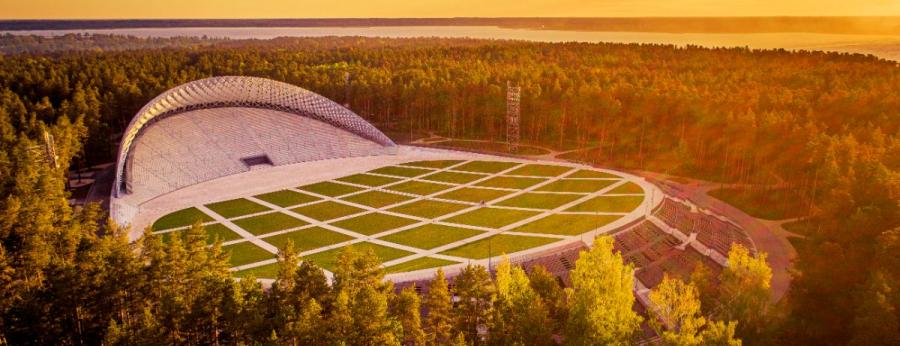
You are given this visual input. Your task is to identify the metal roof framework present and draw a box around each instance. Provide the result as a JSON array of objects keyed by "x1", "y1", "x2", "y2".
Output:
[{"x1": 113, "y1": 76, "x2": 395, "y2": 197}]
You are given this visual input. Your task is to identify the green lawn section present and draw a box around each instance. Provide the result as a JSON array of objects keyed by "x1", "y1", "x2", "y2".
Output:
[
  {"x1": 495, "y1": 193, "x2": 584, "y2": 210},
  {"x1": 152, "y1": 207, "x2": 214, "y2": 230},
  {"x1": 369, "y1": 165, "x2": 432, "y2": 178},
  {"x1": 303, "y1": 242, "x2": 413, "y2": 272},
  {"x1": 440, "y1": 234, "x2": 559, "y2": 259},
  {"x1": 298, "y1": 181, "x2": 364, "y2": 197},
  {"x1": 384, "y1": 257, "x2": 460, "y2": 273},
  {"x1": 707, "y1": 188, "x2": 806, "y2": 220},
  {"x1": 475, "y1": 176, "x2": 546, "y2": 189},
  {"x1": 234, "y1": 263, "x2": 281, "y2": 279},
  {"x1": 261, "y1": 227, "x2": 353, "y2": 252},
  {"x1": 512, "y1": 214, "x2": 622, "y2": 236},
  {"x1": 566, "y1": 195, "x2": 645, "y2": 213},
  {"x1": 379, "y1": 224, "x2": 484, "y2": 250},
  {"x1": 331, "y1": 213, "x2": 419, "y2": 236},
  {"x1": 567, "y1": 169, "x2": 621, "y2": 179},
  {"x1": 291, "y1": 201, "x2": 364, "y2": 221},
  {"x1": 536, "y1": 179, "x2": 616, "y2": 193},
  {"x1": 336, "y1": 173, "x2": 401, "y2": 187},
  {"x1": 341, "y1": 190, "x2": 414, "y2": 208},
  {"x1": 606, "y1": 182, "x2": 644, "y2": 194},
  {"x1": 421, "y1": 171, "x2": 487, "y2": 184},
  {"x1": 159, "y1": 223, "x2": 243, "y2": 245},
  {"x1": 205, "y1": 198, "x2": 270, "y2": 218},
  {"x1": 400, "y1": 160, "x2": 463, "y2": 169},
  {"x1": 443, "y1": 207, "x2": 541, "y2": 228},
  {"x1": 232, "y1": 212, "x2": 308, "y2": 236},
  {"x1": 454, "y1": 161, "x2": 519, "y2": 173},
  {"x1": 507, "y1": 164, "x2": 572, "y2": 177},
  {"x1": 388, "y1": 199, "x2": 471, "y2": 219},
  {"x1": 386, "y1": 180, "x2": 454, "y2": 195},
  {"x1": 435, "y1": 187, "x2": 512, "y2": 203},
  {"x1": 253, "y1": 190, "x2": 319, "y2": 207},
  {"x1": 223, "y1": 242, "x2": 274, "y2": 267}
]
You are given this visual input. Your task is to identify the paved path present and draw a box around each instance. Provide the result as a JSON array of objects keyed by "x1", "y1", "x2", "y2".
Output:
[{"x1": 151, "y1": 155, "x2": 657, "y2": 283}]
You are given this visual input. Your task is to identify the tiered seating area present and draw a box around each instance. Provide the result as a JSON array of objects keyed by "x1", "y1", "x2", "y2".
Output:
[
  {"x1": 636, "y1": 247, "x2": 722, "y2": 287},
  {"x1": 613, "y1": 221, "x2": 680, "y2": 268},
  {"x1": 653, "y1": 198, "x2": 695, "y2": 236},
  {"x1": 127, "y1": 107, "x2": 391, "y2": 199},
  {"x1": 695, "y1": 213, "x2": 754, "y2": 256},
  {"x1": 653, "y1": 197, "x2": 753, "y2": 257},
  {"x1": 513, "y1": 242, "x2": 586, "y2": 287}
]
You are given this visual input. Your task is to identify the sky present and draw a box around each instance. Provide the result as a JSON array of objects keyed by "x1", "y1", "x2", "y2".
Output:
[{"x1": 2, "y1": 0, "x2": 900, "y2": 19}]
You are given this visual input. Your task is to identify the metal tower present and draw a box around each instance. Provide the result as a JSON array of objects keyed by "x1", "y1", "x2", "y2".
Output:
[{"x1": 506, "y1": 81, "x2": 521, "y2": 153}]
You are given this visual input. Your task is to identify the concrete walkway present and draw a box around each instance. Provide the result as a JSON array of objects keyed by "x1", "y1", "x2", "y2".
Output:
[{"x1": 150, "y1": 154, "x2": 658, "y2": 283}]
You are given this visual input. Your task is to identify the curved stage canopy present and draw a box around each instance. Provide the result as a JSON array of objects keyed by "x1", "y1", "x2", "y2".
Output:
[{"x1": 111, "y1": 76, "x2": 395, "y2": 225}]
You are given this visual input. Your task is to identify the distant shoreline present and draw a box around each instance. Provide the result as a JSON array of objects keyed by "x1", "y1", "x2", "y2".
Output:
[{"x1": 3, "y1": 17, "x2": 900, "y2": 36}]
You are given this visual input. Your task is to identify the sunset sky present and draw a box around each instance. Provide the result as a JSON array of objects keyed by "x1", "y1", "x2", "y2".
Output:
[{"x1": 2, "y1": 0, "x2": 900, "y2": 19}]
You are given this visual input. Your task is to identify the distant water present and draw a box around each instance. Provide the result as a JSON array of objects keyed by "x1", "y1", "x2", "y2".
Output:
[{"x1": 5, "y1": 26, "x2": 900, "y2": 61}]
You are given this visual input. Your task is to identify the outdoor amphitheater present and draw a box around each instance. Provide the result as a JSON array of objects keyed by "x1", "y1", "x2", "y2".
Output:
[{"x1": 112, "y1": 76, "x2": 757, "y2": 304}]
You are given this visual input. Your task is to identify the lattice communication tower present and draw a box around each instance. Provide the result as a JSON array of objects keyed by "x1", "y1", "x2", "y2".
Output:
[{"x1": 506, "y1": 81, "x2": 521, "y2": 153}]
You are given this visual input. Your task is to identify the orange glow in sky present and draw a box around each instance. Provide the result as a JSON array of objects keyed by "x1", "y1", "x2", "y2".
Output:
[{"x1": 2, "y1": 0, "x2": 900, "y2": 19}]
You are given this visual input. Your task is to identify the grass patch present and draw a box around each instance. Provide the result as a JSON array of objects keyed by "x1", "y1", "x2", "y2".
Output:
[
  {"x1": 454, "y1": 161, "x2": 520, "y2": 173},
  {"x1": 331, "y1": 213, "x2": 419, "y2": 236},
  {"x1": 421, "y1": 171, "x2": 487, "y2": 184},
  {"x1": 440, "y1": 234, "x2": 559, "y2": 259},
  {"x1": 507, "y1": 164, "x2": 572, "y2": 177},
  {"x1": 261, "y1": 227, "x2": 353, "y2": 252},
  {"x1": 606, "y1": 182, "x2": 644, "y2": 194},
  {"x1": 495, "y1": 193, "x2": 584, "y2": 210},
  {"x1": 369, "y1": 165, "x2": 432, "y2": 178},
  {"x1": 566, "y1": 195, "x2": 644, "y2": 213},
  {"x1": 304, "y1": 242, "x2": 413, "y2": 272},
  {"x1": 234, "y1": 263, "x2": 281, "y2": 280},
  {"x1": 388, "y1": 199, "x2": 471, "y2": 219},
  {"x1": 536, "y1": 179, "x2": 616, "y2": 193},
  {"x1": 401, "y1": 160, "x2": 463, "y2": 169},
  {"x1": 223, "y1": 242, "x2": 274, "y2": 267},
  {"x1": 232, "y1": 212, "x2": 308, "y2": 236},
  {"x1": 443, "y1": 207, "x2": 541, "y2": 228},
  {"x1": 475, "y1": 176, "x2": 546, "y2": 189},
  {"x1": 707, "y1": 188, "x2": 806, "y2": 220},
  {"x1": 341, "y1": 190, "x2": 414, "y2": 208},
  {"x1": 386, "y1": 180, "x2": 454, "y2": 195},
  {"x1": 512, "y1": 214, "x2": 622, "y2": 236},
  {"x1": 253, "y1": 190, "x2": 319, "y2": 208},
  {"x1": 291, "y1": 201, "x2": 364, "y2": 221},
  {"x1": 379, "y1": 224, "x2": 484, "y2": 250},
  {"x1": 159, "y1": 223, "x2": 243, "y2": 245},
  {"x1": 336, "y1": 173, "x2": 400, "y2": 187},
  {"x1": 384, "y1": 257, "x2": 460, "y2": 273},
  {"x1": 567, "y1": 170, "x2": 621, "y2": 179},
  {"x1": 152, "y1": 207, "x2": 214, "y2": 230},
  {"x1": 435, "y1": 187, "x2": 512, "y2": 203},
  {"x1": 206, "y1": 198, "x2": 270, "y2": 218},
  {"x1": 298, "y1": 181, "x2": 364, "y2": 197}
]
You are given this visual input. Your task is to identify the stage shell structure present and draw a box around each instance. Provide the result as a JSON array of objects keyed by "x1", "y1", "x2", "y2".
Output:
[{"x1": 110, "y1": 76, "x2": 397, "y2": 225}]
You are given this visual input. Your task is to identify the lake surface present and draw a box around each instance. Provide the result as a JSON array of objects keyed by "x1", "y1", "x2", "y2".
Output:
[{"x1": 6, "y1": 26, "x2": 900, "y2": 61}]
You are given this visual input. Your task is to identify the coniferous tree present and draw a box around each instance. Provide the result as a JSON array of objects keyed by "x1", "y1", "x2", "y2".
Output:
[
  {"x1": 424, "y1": 268, "x2": 455, "y2": 345},
  {"x1": 392, "y1": 287, "x2": 426, "y2": 346},
  {"x1": 453, "y1": 264, "x2": 494, "y2": 345}
]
